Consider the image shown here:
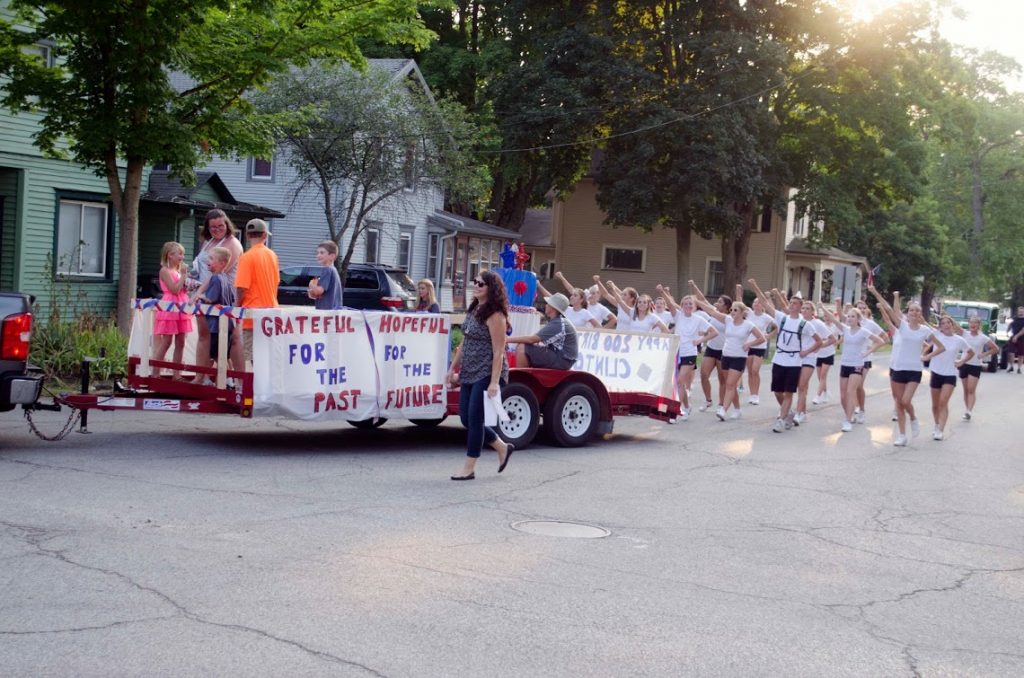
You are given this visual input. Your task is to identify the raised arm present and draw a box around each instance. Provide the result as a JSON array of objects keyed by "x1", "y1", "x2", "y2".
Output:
[
  {"x1": 591, "y1": 275, "x2": 617, "y2": 305},
  {"x1": 747, "y1": 278, "x2": 776, "y2": 315},
  {"x1": 770, "y1": 288, "x2": 789, "y2": 311},
  {"x1": 820, "y1": 302, "x2": 844, "y2": 328},
  {"x1": 554, "y1": 271, "x2": 576, "y2": 296},
  {"x1": 688, "y1": 279, "x2": 710, "y2": 305},
  {"x1": 605, "y1": 280, "x2": 631, "y2": 311},
  {"x1": 536, "y1": 280, "x2": 553, "y2": 300},
  {"x1": 868, "y1": 285, "x2": 901, "y2": 329},
  {"x1": 655, "y1": 284, "x2": 680, "y2": 314},
  {"x1": 693, "y1": 295, "x2": 727, "y2": 323}
]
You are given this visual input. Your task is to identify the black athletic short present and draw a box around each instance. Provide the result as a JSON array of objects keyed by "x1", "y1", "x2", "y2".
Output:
[
  {"x1": 930, "y1": 372, "x2": 957, "y2": 389},
  {"x1": 704, "y1": 347, "x2": 723, "y2": 360},
  {"x1": 840, "y1": 365, "x2": 864, "y2": 379},
  {"x1": 771, "y1": 364, "x2": 802, "y2": 393},
  {"x1": 816, "y1": 355, "x2": 835, "y2": 366},
  {"x1": 677, "y1": 355, "x2": 697, "y2": 368},
  {"x1": 959, "y1": 364, "x2": 982, "y2": 380},
  {"x1": 721, "y1": 356, "x2": 747, "y2": 372},
  {"x1": 890, "y1": 369, "x2": 922, "y2": 384},
  {"x1": 748, "y1": 348, "x2": 767, "y2": 358}
]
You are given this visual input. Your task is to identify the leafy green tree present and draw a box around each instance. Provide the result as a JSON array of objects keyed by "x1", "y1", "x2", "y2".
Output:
[
  {"x1": 0, "y1": 0, "x2": 434, "y2": 332},
  {"x1": 255, "y1": 62, "x2": 490, "y2": 279}
]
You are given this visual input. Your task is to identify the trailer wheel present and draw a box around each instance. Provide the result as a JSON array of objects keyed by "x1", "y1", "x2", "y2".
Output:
[
  {"x1": 544, "y1": 382, "x2": 600, "y2": 448},
  {"x1": 497, "y1": 383, "x2": 539, "y2": 449},
  {"x1": 988, "y1": 352, "x2": 999, "y2": 373},
  {"x1": 410, "y1": 416, "x2": 447, "y2": 428},
  {"x1": 348, "y1": 417, "x2": 388, "y2": 429}
]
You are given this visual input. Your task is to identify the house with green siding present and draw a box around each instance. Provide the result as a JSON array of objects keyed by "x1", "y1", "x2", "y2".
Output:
[{"x1": 1, "y1": 6, "x2": 280, "y2": 322}]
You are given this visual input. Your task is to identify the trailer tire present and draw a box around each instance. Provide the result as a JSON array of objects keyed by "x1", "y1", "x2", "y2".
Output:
[
  {"x1": 497, "y1": 383, "x2": 539, "y2": 449},
  {"x1": 988, "y1": 352, "x2": 999, "y2": 373},
  {"x1": 348, "y1": 417, "x2": 388, "y2": 429},
  {"x1": 410, "y1": 416, "x2": 447, "y2": 428},
  {"x1": 544, "y1": 382, "x2": 600, "y2": 448}
]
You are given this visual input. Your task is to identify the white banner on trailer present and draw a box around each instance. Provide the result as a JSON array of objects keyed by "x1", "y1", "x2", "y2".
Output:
[
  {"x1": 252, "y1": 308, "x2": 450, "y2": 421},
  {"x1": 572, "y1": 330, "x2": 679, "y2": 398}
]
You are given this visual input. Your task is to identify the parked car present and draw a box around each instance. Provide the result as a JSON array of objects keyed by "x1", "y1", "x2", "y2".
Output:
[
  {"x1": 1, "y1": 292, "x2": 43, "y2": 412},
  {"x1": 278, "y1": 263, "x2": 417, "y2": 311}
]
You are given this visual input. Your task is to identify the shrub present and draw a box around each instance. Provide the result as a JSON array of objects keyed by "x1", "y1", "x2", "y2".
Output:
[{"x1": 30, "y1": 313, "x2": 128, "y2": 383}]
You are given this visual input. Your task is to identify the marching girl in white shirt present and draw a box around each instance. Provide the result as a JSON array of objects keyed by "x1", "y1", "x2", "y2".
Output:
[
  {"x1": 821, "y1": 303, "x2": 885, "y2": 432},
  {"x1": 922, "y1": 316, "x2": 973, "y2": 440},
  {"x1": 955, "y1": 316, "x2": 999, "y2": 421},
  {"x1": 536, "y1": 278, "x2": 598, "y2": 330},
  {"x1": 553, "y1": 272, "x2": 617, "y2": 329},
  {"x1": 689, "y1": 280, "x2": 731, "y2": 412},
  {"x1": 693, "y1": 297, "x2": 765, "y2": 420},
  {"x1": 812, "y1": 311, "x2": 841, "y2": 405},
  {"x1": 869, "y1": 285, "x2": 942, "y2": 447},
  {"x1": 745, "y1": 295, "x2": 776, "y2": 405},
  {"x1": 658, "y1": 285, "x2": 718, "y2": 421},
  {"x1": 593, "y1": 277, "x2": 642, "y2": 333},
  {"x1": 853, "y1": 299, "x2": 890, "y2": 422}
]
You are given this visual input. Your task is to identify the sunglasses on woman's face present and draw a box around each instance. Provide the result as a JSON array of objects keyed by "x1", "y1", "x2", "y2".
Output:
[{"x1": 473, "y1": 278, "x2": 487, "y2": 287}]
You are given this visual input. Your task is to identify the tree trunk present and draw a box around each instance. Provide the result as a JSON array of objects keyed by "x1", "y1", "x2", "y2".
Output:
[
  {"x1": 920, "y1": 280, "x2": 936, "y2": 322},
  {"x1": 111, "y1": 158, "x2": 145, "y2": 336},
  {"x1": 491, "y1": 168, "x2": 537, "y2": 230},
  {"x1": 674, "y1": 224, "x2": 691, "y2": 298},
  {"x1": 970, "y1": 156, "x2": 984, "y2": 262}
]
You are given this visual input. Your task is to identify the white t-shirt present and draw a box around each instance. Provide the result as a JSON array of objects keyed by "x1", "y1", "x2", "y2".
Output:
[
  {"x1": 817, "y1": 322, "x2": 840, "y2": 358},
  {"x1": 616, "y1": 306, "x2": 634, "y2": 332},
  {"x1": 862, "y1": 317, "x2": 885, "y2": 338},
  {"x1": 890, "y1": 322, "x2": 934, "y2": 372},
  {"x1": 632, "y1": 312, "x2": 665, "y2": 333},
  {"x1": 674, "y1": 312, "x2": 712, "y2": 358},
  {"x1": 748, "y1": 311, "x2": 773, "y2": 349},
  {"x1": 722, "y1": 318, "x2": 757, "y2": 358},
  {"x1": 589, "y1": 303, "x2": 613, "y2": 326},
  {"x1": 929, "y1": 333, "x2": 969, "y2": 376},
  {"x1": 565, "y1": 306, "x2": 596, "y2": 329},
  {"x1": 773, "y1": 311, "x2": 818, "y2": 367},
  {"x1": 699, "y1": 310, "x2": 727, "y2": 350},
  {"x1": 656, "y1": 310, "x2": 674, "y2": 328},
  {"x1": 802, "y1": 318, "x2": 829, "y2": 365},
  {"x1": 962, "y1": 331, "x2": 993, "y2": 367},
  {"x1": 839, "y1": 326, "x2": 873, "y2": 367}
]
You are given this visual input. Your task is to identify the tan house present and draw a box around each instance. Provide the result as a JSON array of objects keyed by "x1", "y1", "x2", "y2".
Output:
[{"x1": 551, "y1": 178, "x2": 868, "y2": 304}]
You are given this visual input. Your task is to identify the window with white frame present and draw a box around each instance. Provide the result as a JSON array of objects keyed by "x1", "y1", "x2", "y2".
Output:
[
  {"x1": 706, "y1": 259, "x2": 725, "y2": 298},
  {"x1": 364, "y1": 225, "x2": 380, "y2": 264},
  {"x1": 442, "y1": 237, "x2": 454, "y2": 279},
  {"x1": 427, "y1": 234, "x2": 440, "y2": 280},
  {"x1": 248, "y1": 157, "x2": 274, "y2": 181},
  {"x1": 23, "y1": 41, "x2": 55, "y2": 68},
  {"x1": 398, "y1": 231, "x2": 413, "y2": 273},
  {"x1": 56, "y1": 198, "x2": 109, "y2": 277},
  {"x1": 602, "y1": 245, "x2": 645, "y2": 272}
]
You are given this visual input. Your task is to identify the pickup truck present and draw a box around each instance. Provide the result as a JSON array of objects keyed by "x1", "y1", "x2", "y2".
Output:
[{"x1": 1, "y1": 292, "x2": 43, "y2": 411}]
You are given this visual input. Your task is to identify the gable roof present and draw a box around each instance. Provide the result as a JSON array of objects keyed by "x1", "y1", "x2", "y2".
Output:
[
  {"x1": 428, "y1": 210, "x2": 522, "y2": 240},
  {"x1": 142, "y1": 171, "x2": 285, "y2": 219},
  {"x1": 786, "y1": 237, "x2": 866, "y2": 265}
]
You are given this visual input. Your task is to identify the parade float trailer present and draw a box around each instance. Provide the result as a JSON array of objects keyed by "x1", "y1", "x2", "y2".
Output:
[{"x1": 45, "y1": 300, "x2": 680, "y2": 449}]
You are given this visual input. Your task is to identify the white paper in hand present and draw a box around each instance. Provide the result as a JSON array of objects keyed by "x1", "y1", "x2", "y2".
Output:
[{"x1": 483, "y1": 389, "x2": 509, "y2": 426}]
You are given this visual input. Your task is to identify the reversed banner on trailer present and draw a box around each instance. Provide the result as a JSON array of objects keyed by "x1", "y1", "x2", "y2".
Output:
[
  {"x1": 573, "y1": 330, "x2": 679, "y2": 399},
  {"x1": 252, "y1": 309, "x2": 451, "y2": 421}
]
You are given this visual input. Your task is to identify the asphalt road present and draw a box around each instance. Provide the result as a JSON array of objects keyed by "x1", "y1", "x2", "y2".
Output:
[{"x1": 2, "y1": 355, "x2": 1022, "y2": 677}]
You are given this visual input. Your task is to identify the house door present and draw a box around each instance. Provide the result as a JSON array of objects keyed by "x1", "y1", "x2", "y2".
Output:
[{"x1": 453, "y1": 239, "x2": 467, "y2": 311}]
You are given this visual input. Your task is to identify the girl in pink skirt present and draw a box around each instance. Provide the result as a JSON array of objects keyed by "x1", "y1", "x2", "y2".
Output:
[{"x1": 153, "y1": 241, "x2": 193, "y2": 377}]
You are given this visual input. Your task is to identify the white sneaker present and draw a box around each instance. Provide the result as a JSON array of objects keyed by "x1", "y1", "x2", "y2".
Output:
[
  {"x1": 772, "y1": 418, "x2": 785, "y2": 433},
  {"x1": 893, "y1": 434, "x2": 908, "y2": 447},
  {"x1": 910, "y1": 418, "x2": 921, "y2": 438},
  {"x1": 811, "y1": 394, "x2": 821, "y2": 405},
  {"x1": 698, "y1": 400, "x2": 712, "y2": 412},
  {"x1": 962, "y1": 411, "x2": 971, "y2": 421},
  {"x1": 729, "y1": 409, "x2": 742, "y2": 420},
  {"x1": 933, "y1": 430, "x2": 944, "y2": 441},
  {"x1": 822, "y1": 391, "x2": 830, "y2": 403},
  {"x1": 854, "y1": 411, "x2": 865, "y2": 424},
  {"x1": 784, "y1": 415, "x2": 794, "y2": 430},
  {"x1": 794, "y1": 411, "x2": 806, "y2": 424},
  {"x1": 841, "y1": 420, "x2": 853, "y2": 432},
  {"x1": 667, "y1": 417, "x2": 678, "y2": 425},
  {"x1": 748, "y1": 395, "x2": 760, "y2": 405},
  {"x1": 716, "y1": 406, "x2": 726, "y2": 421},
  {"x1": 680, "y1": 409, "x2": 690, "y2": 422}
]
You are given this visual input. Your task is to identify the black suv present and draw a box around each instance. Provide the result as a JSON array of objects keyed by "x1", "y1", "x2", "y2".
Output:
[{"x1": 278, "y1": 263, "x2": 417, "y2": 311}]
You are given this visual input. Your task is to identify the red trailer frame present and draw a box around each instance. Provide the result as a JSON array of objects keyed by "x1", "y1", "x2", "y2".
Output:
[{"x1": 58, "y1": 358, "x2": 679, "y2": 449}]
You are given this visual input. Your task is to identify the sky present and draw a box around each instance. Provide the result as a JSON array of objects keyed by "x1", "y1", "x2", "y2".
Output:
[{"x1": 939, "y1": 1, "x2": 1024, "y2": 89}]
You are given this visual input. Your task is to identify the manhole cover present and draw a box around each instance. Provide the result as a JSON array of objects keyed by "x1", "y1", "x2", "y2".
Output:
[{"x1": 510, "y1": 520, "x2": 610, "y2": 538}]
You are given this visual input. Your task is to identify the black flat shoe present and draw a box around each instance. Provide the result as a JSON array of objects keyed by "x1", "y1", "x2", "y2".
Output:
[
  {"x1": 498, "y1": 444, "x2": 515, "y2": 473},
  {"x1": 450, "y1": 473, "x2": 475, "y2": 481}
]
